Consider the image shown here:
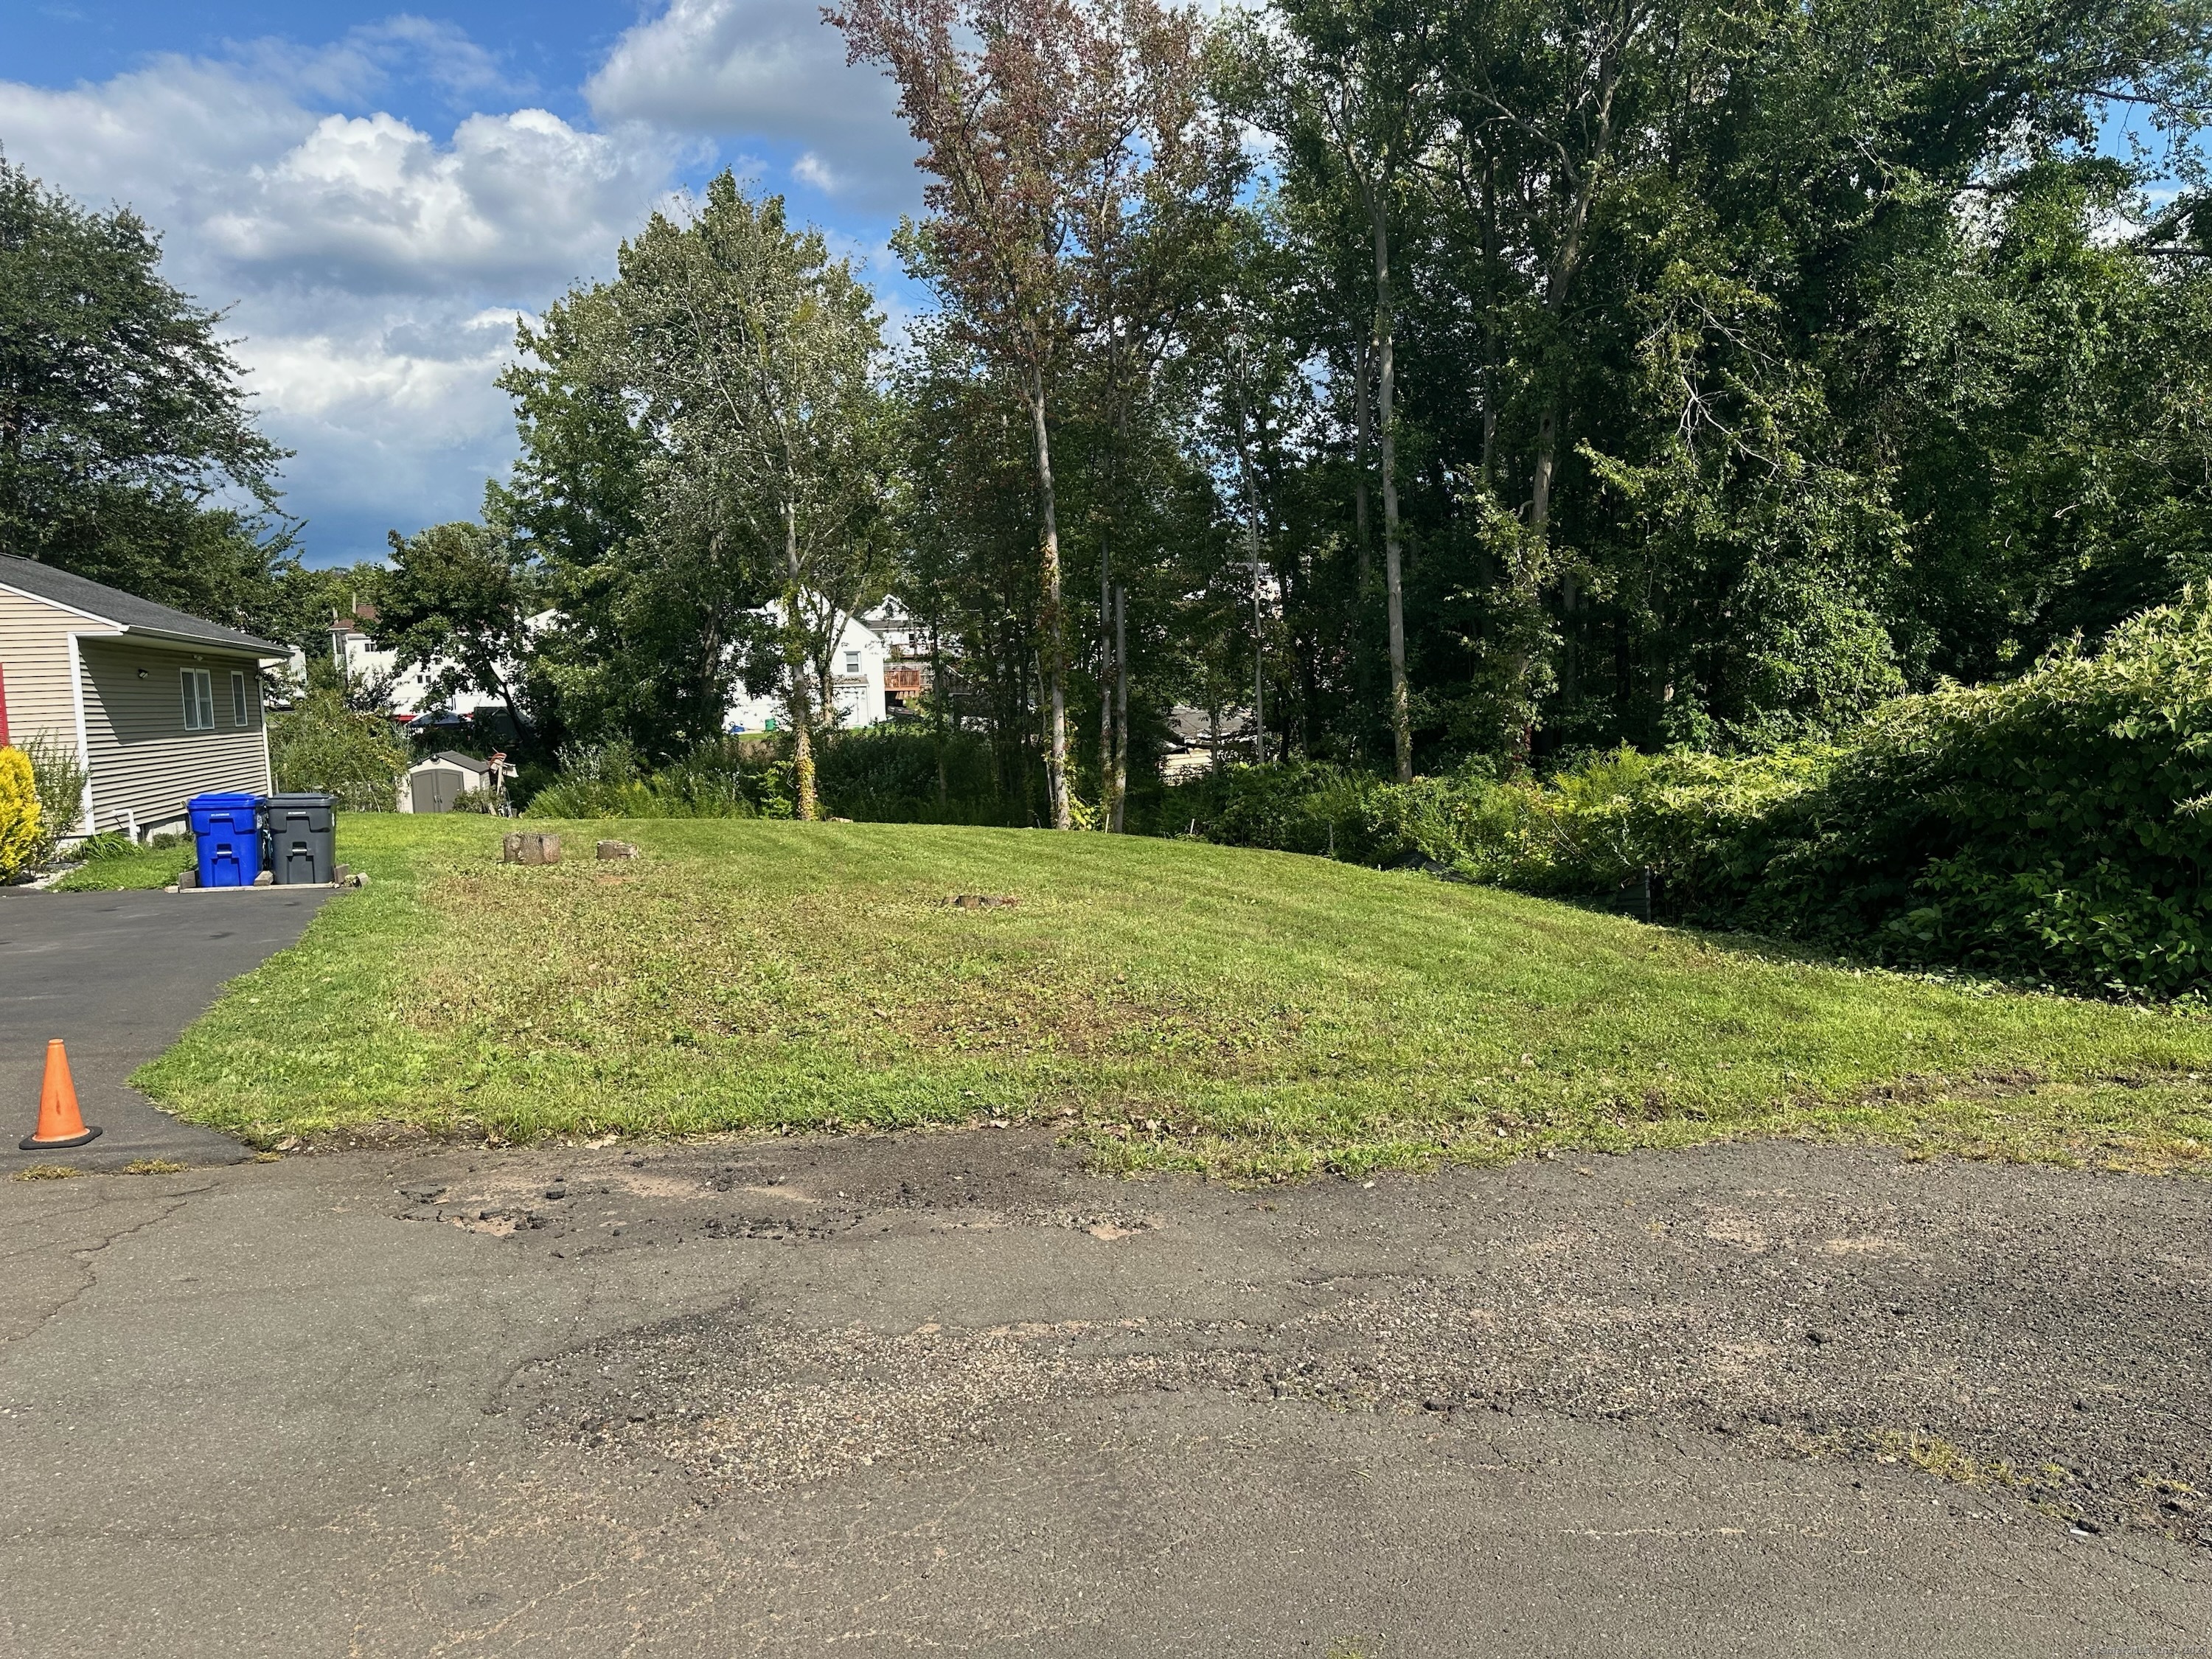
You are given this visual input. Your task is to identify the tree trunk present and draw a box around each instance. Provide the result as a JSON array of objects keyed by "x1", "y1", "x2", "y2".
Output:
[
  {"x1": 793, "y1": 717, "x2": 816, "y2": 821},
  {"x1": 1235, "y1": 375, "x2": 1267, "y2": 769},
  {"x1": 1027, "y1": 368, "x2": 1071, "y2": 830},
  {"x1": 493, "y1": 674, "x2": 533, "y2": 749},
  {"x1": 1374, "y1": 192, "x2": 1412, "y2": 784},
  {"x1": 1352, "y1": 333, "x2": 1374, "y2": 591},
  {"x1": 931, "y1": 622, "x2": 948, "y2": 810},
  {"x1": 1110, "y1": 585, "x2": 1128, "y2": 833},
  {"x1": 1098, "y1": 529, "x2": 1113, "y2": 812},
  {"x1": 1530, "y1": 403, "x2": 1559, "y2": 536},
  {"x1": 783, "y1": 503, "x2": 815, "y2": 822}
]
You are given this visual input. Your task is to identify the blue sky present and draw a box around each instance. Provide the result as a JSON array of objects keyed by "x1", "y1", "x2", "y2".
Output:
[{"x1": 4, "y1": 2, "x2": 927, "y2": 566}]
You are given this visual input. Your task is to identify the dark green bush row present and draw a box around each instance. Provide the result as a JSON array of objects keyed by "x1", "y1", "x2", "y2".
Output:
[
  {"x1": 810, "y1": 728, "x2": 1021, "y2": 825},
  {"x1": 1169, "y1": 591, "x2": 2212, "y2": 998},
  {"x1": 524, "y1": 726, "x2": 1025, "y2": 825},
  {"x1": 526, "y1": 737, "x2": 796, "y2": 818}
]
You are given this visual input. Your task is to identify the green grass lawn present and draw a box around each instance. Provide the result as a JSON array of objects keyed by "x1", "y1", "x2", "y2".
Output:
[
  {"x1": 125, "y1": 813, "x2": 2212, "y2": 1178},
  {"x1": 51, "y1": 838, "x2": 197, "y2": 891}
]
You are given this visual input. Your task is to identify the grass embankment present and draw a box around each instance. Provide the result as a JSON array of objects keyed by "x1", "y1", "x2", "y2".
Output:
[
  {"x1": 131, "y1": 814, "x2": 2212, "y2": 1178},
  {"x1": 51, "y1": 840, "x2": 196, "y2": 891}
]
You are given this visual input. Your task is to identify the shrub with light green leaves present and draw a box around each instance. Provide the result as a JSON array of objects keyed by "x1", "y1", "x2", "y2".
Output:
[
  {"x1": 1166, "y1": 589, "x2": 2212, "y2": 997},
  {"x1": 527, "y1": 736, "x2": 795, "y2": 819},
  {"x1": 1733, "y1": 588, "x2": 2212, "y2": 996},
  {"x1": 269, "y1": 686, "x2": 409, "y2": 810}
]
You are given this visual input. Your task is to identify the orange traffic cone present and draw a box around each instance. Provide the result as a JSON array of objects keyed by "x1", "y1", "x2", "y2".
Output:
[{"x1": 20, "y1": 1040, "x2": 100, "y2": 1151}]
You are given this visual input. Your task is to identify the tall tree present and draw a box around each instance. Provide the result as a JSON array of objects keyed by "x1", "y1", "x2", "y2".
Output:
[
  {"x1": 600, "y1": 175, "x2": 894, "y2": 819},
  {"x1": 1243, "y1": 0, "x2": 1449, "y2": 782},
  {"x1": 375, "y1": 518, "x2": 540, "y2": 742},
  {"x1": 0, "y1": 155, "x2": 297, "y2": 633},
  {"x1": 835, "y1": 0, "x2": 1230, "y2": 828}
]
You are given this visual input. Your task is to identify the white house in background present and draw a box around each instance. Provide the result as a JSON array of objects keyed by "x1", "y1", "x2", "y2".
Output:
[
  {"x1": 726, "y1": 602, "x2": 890, "y2": 733},
  {"x1": 327, "y1": 600, "x2": 527, "y2": 723},
  {"x1": 858, "y1": 595, "x2": 925, "y2": 658}
]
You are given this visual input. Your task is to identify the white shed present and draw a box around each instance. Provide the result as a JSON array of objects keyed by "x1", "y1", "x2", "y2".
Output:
[{"x1": 398, "y1": 751, "x2": 509, "y2": 814}]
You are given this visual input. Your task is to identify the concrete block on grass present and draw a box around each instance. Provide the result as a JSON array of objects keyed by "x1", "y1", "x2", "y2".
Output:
[{"x1": 502, "y1": 832, "x2": 562, "y2": 866}]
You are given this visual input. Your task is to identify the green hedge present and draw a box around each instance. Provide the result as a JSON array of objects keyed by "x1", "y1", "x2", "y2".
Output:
[
  {"x1": 1733, "y1": 592, "x2": 2212, "y2": 995},
  {"x1": 525, "y1": 726, "x2": 1020, "y2": 824},
  {"x1": 1169, "y1": 590, "x2": 2212, "y2": 998},
  {"x1": 526, "y1": 737, "x2": 795, "y2": 818}
]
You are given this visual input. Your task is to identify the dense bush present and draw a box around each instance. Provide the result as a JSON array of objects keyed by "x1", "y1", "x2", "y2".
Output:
[
  {"x1": 1169, "y1": 591, "x2": 2212, "y2": 998},
  {"x1": 525, "y1": 726, "x2": 1031, "y2": 824},
  {"x1": 526, "y1": 737, "x2": 796, "y2": 819},
  {"x1": 815, "y1": 726, "x2": 1020, "y2": 824},
  {"x1": 0, "y1": 746, "x2": 39, "y2": 881},
  {"x1": 1156, "y1": 760, "x2": 1500, "y2": 868},
  {"x1": 270, "y1": 687, "x2": 410, "y2": 810},
  {"x1": 1728, "y1": 591, "x2": 2212, "y2": 995},
  {"x1": 14, "y1": 731, "x2": 85, "y2": 865}
]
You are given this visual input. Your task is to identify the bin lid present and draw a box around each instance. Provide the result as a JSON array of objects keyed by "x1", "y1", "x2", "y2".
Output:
[
  {"x1": 263, "y1": 791, "x2": 338, "y2": 807},
  {"x1": 188, "y1": 791, "x2": 262, "y2": 810}
]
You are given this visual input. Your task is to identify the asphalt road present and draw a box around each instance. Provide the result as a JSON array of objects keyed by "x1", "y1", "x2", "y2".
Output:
[
  {"x1": 0, "y1": 886, "x2": 332, "y2": 1169},
  {"x1": 3, "y1": 1130, "x2": 2206, "y2": 1656}
]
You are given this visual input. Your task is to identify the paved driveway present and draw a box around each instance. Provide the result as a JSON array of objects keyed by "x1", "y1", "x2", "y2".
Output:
[
  {"x1": 1, "y1": 1132, "x2": 2205, "y2": 1655},
  {"x1": 0, "y1": 886, "x2": 333, "y2": 1168}
]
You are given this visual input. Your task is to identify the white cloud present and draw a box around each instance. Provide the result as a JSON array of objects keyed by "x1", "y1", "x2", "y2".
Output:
[
  {"x1": 0, "y1": 51, "x2": 679, "y2": 563},
  {"x1": 791, "y1": 150, "x2": 840, "y2": 193},
  {"x1": 203, "y1": 108, "x2": 678, "y2": 291},
  {"x1": 0, "y1": 7, "x2": 926, "y2": 563},
  {"x1": 587, "y1": 0, "x2": 919, "y2": 210}
]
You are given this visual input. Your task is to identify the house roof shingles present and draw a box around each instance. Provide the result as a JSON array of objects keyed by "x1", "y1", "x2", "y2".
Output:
[{"x1": 0, "y1": 554, "x2": 285, "y2": 656}]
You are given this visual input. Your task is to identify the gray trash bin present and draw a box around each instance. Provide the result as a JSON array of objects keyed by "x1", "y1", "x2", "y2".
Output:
[{"x1": 263, "y1": 791, "x2": 338, "y2": 885}]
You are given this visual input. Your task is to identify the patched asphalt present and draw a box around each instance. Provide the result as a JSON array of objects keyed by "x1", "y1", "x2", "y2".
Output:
[
  {"x1": 2, "y1": 1130, "x2": 2207, "y2": 1655},
  {"x1": 0, "y1": 886, "x2": 333, "y2": 1168}
]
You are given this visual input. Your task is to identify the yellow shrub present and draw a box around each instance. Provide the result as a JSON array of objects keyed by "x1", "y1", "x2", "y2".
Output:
[{"x1": 0, "y1": 747, "x2": 40, "y2": 883}]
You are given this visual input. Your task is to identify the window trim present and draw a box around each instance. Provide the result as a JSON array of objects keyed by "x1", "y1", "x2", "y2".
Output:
[
  {"x1": 181, "y1": 668, "x2": 215, "y2": 732},
  {"x1": 231, "y1": 670, "x2": 250, "y2": 726}
]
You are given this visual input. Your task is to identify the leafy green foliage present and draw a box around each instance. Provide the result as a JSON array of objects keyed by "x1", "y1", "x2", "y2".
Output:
[
  {"x1": 13, "y1": 729, "x2": 85, "y2": 863},
  {"x1": 1180, "y1": 592, "x2": 2212, "y2": 996},
  {"x1": 1734, "y1": 591, "x2": 2212, "y2": 996},
  {"x1": 812, "y1": 726, "x2": 1017, "y2": 824},
  {"x1": 525, "y1": 727, "x2": 1026, "y2": 824},
  {"x1": 526, "y1": 737, "x2": 796, "y2": 820},
  {"x1": 372, "y1": 520, "x2": 540, "y2": 737},
  {"x1": 0, "y1": 156, "x2": 299, "y2": 635},
  {"x1": 268, "y1": 686, "x2": 410, "y2": 811}
]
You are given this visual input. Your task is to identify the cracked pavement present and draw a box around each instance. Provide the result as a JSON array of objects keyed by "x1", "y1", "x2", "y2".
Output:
[{"x1": 1, "y1": 1129, "x2": 2208, "y2": 1655}]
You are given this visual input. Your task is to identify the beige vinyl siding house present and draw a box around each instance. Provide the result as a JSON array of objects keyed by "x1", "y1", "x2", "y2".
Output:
[{"x1": 0, "y1": 554, "x2": 280, "y2": 840}]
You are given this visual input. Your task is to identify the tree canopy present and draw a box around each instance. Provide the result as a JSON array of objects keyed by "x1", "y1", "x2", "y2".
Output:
[{"x1": 0, "y1": 154, "x2": 302, "y2": 639}]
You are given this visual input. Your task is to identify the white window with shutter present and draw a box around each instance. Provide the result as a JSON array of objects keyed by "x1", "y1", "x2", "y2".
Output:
[{"x1": 181, "y1": 668, "x2": 215, "y2": 731}]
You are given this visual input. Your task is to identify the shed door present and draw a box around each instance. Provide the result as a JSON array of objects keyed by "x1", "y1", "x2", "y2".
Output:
[{"x1": 411, "y1": 770, "x2": 459, "y2": 813}]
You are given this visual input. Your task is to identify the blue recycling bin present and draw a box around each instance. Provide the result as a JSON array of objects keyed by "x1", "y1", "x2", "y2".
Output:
[{"x1": 187, "y1": 792, "x2": 263, "y2": 888}]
